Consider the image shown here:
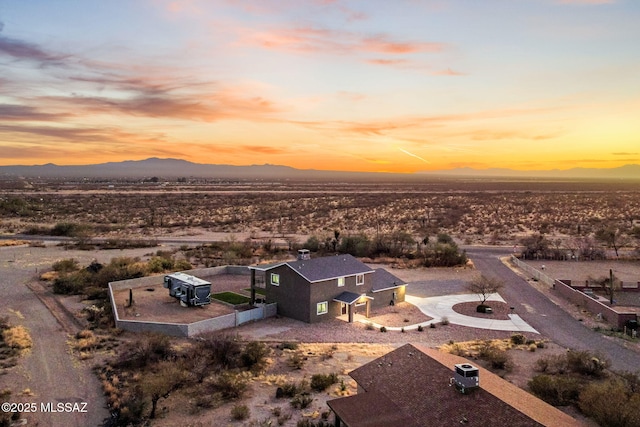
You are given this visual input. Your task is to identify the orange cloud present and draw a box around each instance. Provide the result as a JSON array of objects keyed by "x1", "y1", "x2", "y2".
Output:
[
  {"x1": 238, "y1": 25, "x2": 445, "y2": 57},
  {"x1": 239, "y1": 145, "x2": 288, "y2": 155}
]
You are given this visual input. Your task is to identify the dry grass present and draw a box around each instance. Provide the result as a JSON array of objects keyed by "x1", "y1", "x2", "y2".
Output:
[
  {"x1": 0, "y1": 239, "x2": 28, "y2": 247},
  {"x1": 439, "y1": 337, "x2": 544, "y2": 358},
  {"x1": 2, "y1": 325, "x2": 33, "y2": 350},
  {"x1": 39, "y1": 271, "x2": 59, "y2": 281}
]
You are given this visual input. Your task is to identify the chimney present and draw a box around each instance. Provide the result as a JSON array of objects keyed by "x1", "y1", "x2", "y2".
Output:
[{"x1": 297, "y1": 249, "x2": 311, "y2": 260}]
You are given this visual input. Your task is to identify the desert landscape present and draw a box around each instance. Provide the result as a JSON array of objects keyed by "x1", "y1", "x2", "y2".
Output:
[{"x1": 1, "y1": 176, "x2": 640, "y2": 427}]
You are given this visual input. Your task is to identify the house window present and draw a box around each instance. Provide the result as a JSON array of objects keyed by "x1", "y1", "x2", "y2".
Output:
[
  {"x1": 271, "y1": 273, "x2": 280, "y2": 286},
  {"x1": 356, "y1": 274, "x2": 364, "y2": 286},
  {"x1": 317, "y1": 301, "x2": 328, "y2": 315},
  {"x1": 338, "y1": 277, "x2": 345, "y2": 287}
]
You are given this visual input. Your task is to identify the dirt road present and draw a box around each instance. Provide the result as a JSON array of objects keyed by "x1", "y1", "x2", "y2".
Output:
[{"x1": 0, "y1": 244, "x2": 110, "y2": 427}]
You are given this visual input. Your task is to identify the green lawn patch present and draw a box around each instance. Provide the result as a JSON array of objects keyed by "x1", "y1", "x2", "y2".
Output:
[
  {"x1": 244, "y1": 288, "x2": 266, "y2": 295},
  {"x1": 212, "y1": 292, "x2": 251, "y2": 305}
]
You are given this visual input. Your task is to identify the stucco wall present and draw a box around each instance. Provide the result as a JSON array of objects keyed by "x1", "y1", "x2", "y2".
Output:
[
  {"x1": 108, "y1": 266, "x2": 275, "y2": 336},
  {"x1": 511, "y1": 256, "x2": 637, "y2": 329}
]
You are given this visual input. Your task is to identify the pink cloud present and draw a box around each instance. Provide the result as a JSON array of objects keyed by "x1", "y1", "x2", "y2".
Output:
[{"x1": 366, "y1": 58, "x2": 411, "y2": 66}]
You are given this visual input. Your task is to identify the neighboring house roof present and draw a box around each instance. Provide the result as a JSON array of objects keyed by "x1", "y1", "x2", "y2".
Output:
[
  {"x1": 327, "y1": 390, "x2": 415, "y2": 427},
  {"x1": 250, "y1": 254, "x2": 373, "y2": 283},
  {"x1": 327, "y1": 344, "x2": 584, "y2": 427},
  {"x1": 371, "y1": 268, "x2": 406, "y2": 292}
]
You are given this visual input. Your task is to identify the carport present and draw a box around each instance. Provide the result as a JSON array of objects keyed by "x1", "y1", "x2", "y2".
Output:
[{"x1": 334, "y1": 291, "x2": 372, "y2": 323}]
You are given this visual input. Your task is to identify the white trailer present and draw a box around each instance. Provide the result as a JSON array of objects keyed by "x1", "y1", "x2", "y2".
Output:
[{"x1": 163, "y1": 272, "x2": 211, "y2": 307}]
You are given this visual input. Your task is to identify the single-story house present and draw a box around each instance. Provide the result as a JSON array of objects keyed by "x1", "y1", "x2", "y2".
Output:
[
  {"x1": 327, "y1": 343, "x2": 584, "y2": 427},
  {"x1": 248, "y1": 250, "x2": 406, "y2": 323}
]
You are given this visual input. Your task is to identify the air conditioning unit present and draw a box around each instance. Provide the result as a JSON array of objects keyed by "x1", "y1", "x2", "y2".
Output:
[{"x1": 450, "y1": 363, "x2": 479, "y2": 394}]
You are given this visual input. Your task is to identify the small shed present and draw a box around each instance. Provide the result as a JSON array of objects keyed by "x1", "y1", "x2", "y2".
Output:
[{"x1": 163, "y1": 272, "x2": 211, "y2": 307}]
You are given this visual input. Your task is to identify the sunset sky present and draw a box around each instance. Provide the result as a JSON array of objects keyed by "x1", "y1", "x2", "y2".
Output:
[{"x1": 1, "y1": 0, "x2": 639, "y2": 173}]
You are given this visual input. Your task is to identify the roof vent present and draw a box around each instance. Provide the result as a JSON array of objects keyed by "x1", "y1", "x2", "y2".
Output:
[
  {"x1": 450, "y1": 363, "x2": 479, "y2": 394},
  {"x1": 297, "y1": 249, "x2": 311, "y2": 260}
]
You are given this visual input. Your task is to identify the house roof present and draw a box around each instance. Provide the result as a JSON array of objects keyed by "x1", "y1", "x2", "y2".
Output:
[
  {"x1": 328, "y1": 344, "x2": 585, "y2": 427},
  {"x1": 371, "y1": 268, "x2": 406, "y2": 292},
  {"x1": 333, "y1": 291, "x2": 372, "y2": 305},
  {"x1": 327, "y1": 390, "x2": 417, "y2": 427},
  {"x1": 250, "y1": 253, "x2": 373, "y2": 283}
]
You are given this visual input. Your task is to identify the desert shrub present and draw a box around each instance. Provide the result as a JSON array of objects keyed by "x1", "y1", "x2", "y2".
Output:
[
  {"x1": 417, "y1": 324, "x2": 424, "y2": 332},
  {"x1": 53, "y1": 270, "x2": 89, "y2": 294},
  {"x1": 421, "y1": 241, "x2": 468, "y2": 267},
  {"x1": 528, "y1": 374, "x2": 583, "y2": 406},
  {"x1": 379, "y1": 326, "x2": 387, "y2": 333},
  {"x1": 146, "y1": 256, "x2": 174, "y2": 273},
  {"x1": 291, "y1": 393, "x2": 313, "y2": 409},
  {"x1": 310, "y1": 373, "x2": 338, "y2": 392},
  {"x1": 304, "y1": 235, "x2": 321, "y2": 252},
  {"x1": 196, "y1": 333, "x2": 242, "y2": 370},
  {"x1": 114, "y1": 333, "x2": 174, "y2": 369},
  {"x1": 278, "y1": 378, "x2": 309, "y2": 399},
  {"x1": 566, "y1": 350, "x2": 609, "y2": 377},
  {"x1": 213, "y1": 372, "x2": 249, "y2": 399},
  {"x1": 52, "y1": 258, "x2": 79, "y2": 273},
  {"x1": 278, "y1": 381, "x2": 303, "y2": 398},
  {"x1": 534, "y1": 354, "x2": 568, "y2": 375},
  {"x1": 51, "y1": 222, "x2": 90, "y2": 237},
  {"x1": 231, "y1": 404, "x2": 250, "y2": 420},
  {"x1": 483, "y1": 348, "x2": 513, "y2": 371},
  {"x1": 241, "y1": 341, "x2": 270, "y2": 373},
  {"x1": 279, "y1": 342, "x2": 299, "y2": 351},
  {"x1": 510, "y1": 333, "x2": 526, "y2": 345},
  {"x1": 288, "y1": 351, "x2": 306, "y2": 369},
  {"x1": 110, "y1": 385, "x2": 146, "y2": 427},
  {"x1": 83, "y1": 286, "x2": 107, "y2": 300},
  {"x1": 579, "y1": 378, "x2": 640, "y2": 427},
  {"x1": 338, "y1": 234, "x2": 371, "y2": 257}
]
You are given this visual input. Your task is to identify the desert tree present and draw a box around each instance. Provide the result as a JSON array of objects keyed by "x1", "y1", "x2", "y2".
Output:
[
  {"x1": 141, "y1": 361, "x2": 187, "y2": 419},
  {"x1": 595, "y1": 226, "x2": 629, "y2": 258},
  {"x1": 468, "y1": 275, "x2": 504, "y2": 307}
]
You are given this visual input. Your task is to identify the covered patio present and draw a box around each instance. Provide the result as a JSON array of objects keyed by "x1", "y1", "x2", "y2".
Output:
[{"x1": 334, "y1": 291, "x2": 372, "y2": 323}]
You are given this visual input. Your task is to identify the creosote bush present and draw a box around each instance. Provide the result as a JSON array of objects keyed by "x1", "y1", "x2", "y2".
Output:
[
  {"x1": 510, "y1": 333, "x2": 526, "y2": 345},
  {"x1": 231, "y1": 404, "x2": 250, "y2": 421},
  {"x1": 310, "y1": 373, "x2": 339, "y2": 392}
]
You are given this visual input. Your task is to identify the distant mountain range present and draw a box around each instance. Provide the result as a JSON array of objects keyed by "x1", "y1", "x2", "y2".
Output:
[{"x1": 0, "y1": 158, "x2": 639, "y2": 180}]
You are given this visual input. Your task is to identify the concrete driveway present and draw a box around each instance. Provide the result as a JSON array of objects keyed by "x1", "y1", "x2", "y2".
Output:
[
  {"x1": 359, "y1": 292, "x2": 538, "y2": 333},
  {"x1": 405, "y1": 294, "x2": 538, "y2": 333}
]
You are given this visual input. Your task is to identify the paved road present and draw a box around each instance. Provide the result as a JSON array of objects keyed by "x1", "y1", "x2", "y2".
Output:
[
  {"x1": 465, "y1": 246, "x2": 640, "y2": 373},
  {"x1": 0, "y1": 245, "x2": 109, "y2": 427}
]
